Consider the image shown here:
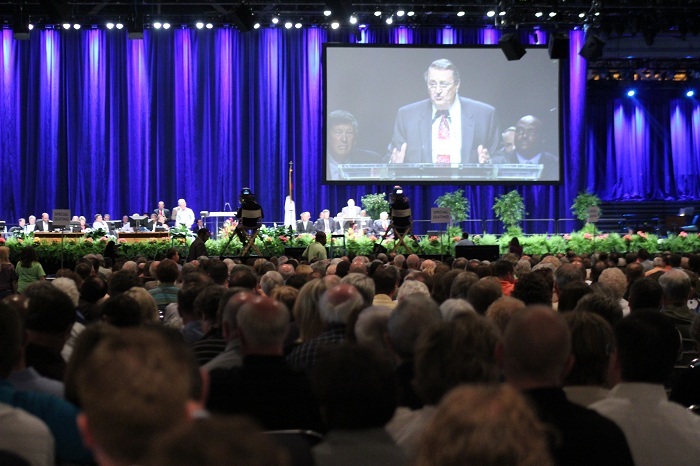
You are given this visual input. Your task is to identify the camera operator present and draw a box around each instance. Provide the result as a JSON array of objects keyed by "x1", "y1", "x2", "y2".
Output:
[{"x1": 235, "y1": 188, "x2": 263, "y2": 244}]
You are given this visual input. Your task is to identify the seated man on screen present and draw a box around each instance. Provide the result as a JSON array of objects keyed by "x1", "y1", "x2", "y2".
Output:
[
  {"x1": 490, "y1": 115, "x2": 559, "y2": 181},
  {"x1": 296, "y1": 211, "x2": 315, "y2": 233},
  {"x1": 387, "y1": 58, "x2": 500, "y2": 165},
  {"x1": 326, "y1": 110, "x2": 382, "y2": 180}
]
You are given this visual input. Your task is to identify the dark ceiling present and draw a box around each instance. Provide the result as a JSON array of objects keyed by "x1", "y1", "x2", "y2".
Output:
[{"x1": 1, "y1": 1, "x2": 700, "y2": 33}]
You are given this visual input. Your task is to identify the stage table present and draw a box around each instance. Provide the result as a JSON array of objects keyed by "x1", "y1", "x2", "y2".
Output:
[
  {"x1": 117, "y1": 232, "x2": 170, "y2": 243},
  {"x1": 33, "y1": 232, "x2": 85, "y2": 243}
]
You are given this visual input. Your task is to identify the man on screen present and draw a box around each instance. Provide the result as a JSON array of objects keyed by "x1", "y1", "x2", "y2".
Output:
[
  {"x1": 388, "y1": 58, "x2": 500, "y2": 165},
  {"x1": 327, "y1": 110, "x2": 382, "y2": 180},
  {"x1": 490, "y1": 115, "x2": 559, "y2": 180}
]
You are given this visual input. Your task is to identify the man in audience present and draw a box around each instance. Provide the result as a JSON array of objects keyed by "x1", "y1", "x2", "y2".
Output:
[
  {"x1": 148, "y1": 259, "x2": 180, "y2": 308},
  {"x1": 371, "y1": 266, "x2": 398, "y2": 309},
  {"x1": 312, "y1": 345, "x2": 406, "y2": 466},
  {"x1": 207, "y1": 295, "x2": 322, "y2": 431},
  {"x1": 76, "y1": 327, "x2": 198, "y2": 466},
  {"x1": 386, "y1": 295, "x2": 442, "y2": 410},
  {"x1": 202, "y1": 290, "x2": 256, "y2": 372},
  {"x1": 189, "y1": 285, "x2": 226, "y2": 365},
  {"x1": 0, "y1": 301, "x2": 92, "y2": 464},
  {"x1": 499, "y1": 306, "x2": 634, "y2": 466},
  {"x1": 23, "y1": 282, "x2": 76, "y2": 381},
  {"x1": 591, "y1": 311, "x2": 700, "y2": 465},
  {"x1": 493, "y1": 259, "x2": 516, "y2": 296},
  {"x1": 659, "y1": 269, "x2": 695, "y2": 335},
  {"x1": 627, "y1": 276, "x2": 663, "y2": 312},
  {"x1": 287, "y1": 283, "x2": 365, "y2": 371},
  {"x1": 466, "y1": 276, "x2": 503, "y2": 314}
]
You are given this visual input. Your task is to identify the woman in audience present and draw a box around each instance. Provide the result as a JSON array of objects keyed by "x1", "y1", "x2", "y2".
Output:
[
  {"x1": 16, "y1": 246, "x2": 45, "y2": 294},
  {"x1": 508, "y1": 237, "x2": 523, "y2": 257},
  {"x1": 415, "y1": 385, "x2": 553, "y2": 466},
  {"x1": 0, "y1": 246, "x2": 17, "y2": 298},
  {"x1": 291, "y1": 278, "x2": 333, "y2": 347}
]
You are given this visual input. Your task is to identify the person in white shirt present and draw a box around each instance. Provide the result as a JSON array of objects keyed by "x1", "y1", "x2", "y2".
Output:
[
  {"x1": 92, "y1": 214, "x2": 109, "y2": 232},
  {"x1": 119, "y1": 215, "x2": 134, "y2": 233},
  {"x1": 173, "y1": 199, "x2": 195, "y2": 228},
  {"x1": 27, "y1": 215, "x2": 37, "y2": 233},
  {"x1": 590, "y1": 311, "x2": 700, "y2": 466}
]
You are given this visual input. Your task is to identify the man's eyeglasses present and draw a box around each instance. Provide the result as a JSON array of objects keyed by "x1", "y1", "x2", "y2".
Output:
[{"x1": 427, "y1": 81, "x2": 455, "y2": 91}]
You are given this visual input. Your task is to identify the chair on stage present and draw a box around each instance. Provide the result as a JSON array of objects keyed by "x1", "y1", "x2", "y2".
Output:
[
  {"x1": 681, "y1": 215, "x2": 700, "y2": 233},
  {"x1": 235, "y1": 209, "x2": 264, "y2": 257},
  {"x1": 384, "y1": 208, "x2": 416, "y2": 254}
]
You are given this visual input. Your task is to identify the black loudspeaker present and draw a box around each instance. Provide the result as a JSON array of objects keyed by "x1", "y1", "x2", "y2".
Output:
[
  {"x1": 499, "y1": 33, "x2": 527, "y2": 61},
  {"x1": 579, "y1": 34, "x2": 605, "y2": 60},
  {"x1": 548, "y1": 34, "x2": 569, "y2": 59}
]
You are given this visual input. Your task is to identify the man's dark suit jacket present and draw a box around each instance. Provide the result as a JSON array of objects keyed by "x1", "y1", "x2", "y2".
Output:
[
  {"x1": 490, "y1": 151, "x2": 559, "y2": 181},
  {"x1": 388, "y1": 96, "x2": 500, "y2": 164},
  {"x1": 314, "y1": 218, "x2": 339, "y2": 233},
  {"x1": 296, "y1": 220, "x2": 315, "y2": 233},
  {"x1": 153, "y1": 208, "x2": 171, "y2": 218},
  {"x1": 187, "y1": 237, "x2": 207, "y2": 262}
]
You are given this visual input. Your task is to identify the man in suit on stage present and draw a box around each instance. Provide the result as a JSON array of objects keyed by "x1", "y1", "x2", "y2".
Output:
[
  {"x1": 296, "y1": 212, "x2": 315, "y2": 233},
  {"x1": 37, "y1": 213, "x2": 52, "y2": 232},
  {"x1": 153, "y1": 201, "x2": 171, "y2": 220},
  {"x1": 490, "y1": 115, "x2": 559, "y2": 181},
  {"x1": 315, "y1": 209, "x2": 339, "y2": 235},
  {"x1": 373, "y1": 212, "x2": 393, "y2": 238},
  {"x1": 388, "y1": 58, "x2": 500, "y2": 166}
]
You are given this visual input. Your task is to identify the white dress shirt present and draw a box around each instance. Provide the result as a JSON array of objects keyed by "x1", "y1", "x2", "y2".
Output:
[
  {"x1": 175, "y1": 208, "x2": 195, "y2": 228},
  {"x1": 590, "y1": 382, "x2": 700, "y2": 466}
]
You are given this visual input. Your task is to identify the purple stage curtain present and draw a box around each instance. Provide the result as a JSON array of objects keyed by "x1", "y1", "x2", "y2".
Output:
[{"x1": 0, "y1": 26, "x2": 696, "y2": 234}]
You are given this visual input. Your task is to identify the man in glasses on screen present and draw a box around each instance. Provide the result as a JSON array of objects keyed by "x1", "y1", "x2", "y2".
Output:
[
  {"x1": 491, "y1": 115, "x2": 559, "y2": 180},
  {"x1": 327, "y1": 110, "x2": 382, "y2": 180},
  {"x1": 388, "y1": 58, "x2": 499, "y2": 166}
]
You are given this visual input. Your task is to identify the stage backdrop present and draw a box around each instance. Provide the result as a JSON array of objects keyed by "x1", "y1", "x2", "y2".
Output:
[{"x1": 0, "y1": 26, "x2": 697, "y2": 234}]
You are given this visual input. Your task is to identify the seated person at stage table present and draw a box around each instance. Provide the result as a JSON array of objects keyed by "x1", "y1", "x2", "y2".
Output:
[
  {"x1": 26, "y1": 215, "x2": 37, "y2": 232},
  {"x1": 119, "y1": 215, "x2": 134, "y2": 232},
  {"x1": 16, "y1": 218, "x2": 33, "y2": 234},
  {"x1": 78, "y1": 216, "x2": 88, "y2": 232},
  {"x1": 389, "y1": 186, "x2": 411, "y2": 234},
  {"x1": 302, "y1": 231, "x2": 328, "y2": 262},
  {"x1": 296, "y1": 211, "x2": 315, "y2": 233},
  {"x1": 326, "y1": 110, "x2": 382, "y2": 180},
  {"x1": 388, "y1": 58, "x2": 499, "y2": 165},
  {"x1": 489, "y1": 115, "x2": 559, "y2": 181},
  {"x1": 36, "y1": 213, "x2": 52, "y2": 232},
  {"x1": 92, "y1": 214, "x2": 109, "y2": 232},
  {"x1": 373, "y1": 211, "x2": 393, "y2": 238},
  {"x1": 172, "y1": 198, "x2": 195, "y2": 228},
  {"x1": 315, "y1": 209, "x2": 340, "y2": 235},
  {"x1": 153, "y1": 200, "x2": 170, "y2": 220},
  {"x1": 456, "y1": 232, "x2": 474, "y2": 246},
  {"x1": 153, "y1": 214, "x2": 170, "y2": 231}
]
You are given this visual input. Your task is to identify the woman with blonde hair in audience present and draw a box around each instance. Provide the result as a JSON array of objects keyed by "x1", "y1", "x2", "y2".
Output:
[
  {"x1": 124, "y1": 286, "x2": 160, "y2": 323},
  {"x1": 292, "y1": 278, "x2": 332, "y2": 345},
  {"x1": 415, "y1": 384, "x2": 553, "y2": 466},
  {"x1": 0, "y1": 246, "x2": 17, "y2": 298}
]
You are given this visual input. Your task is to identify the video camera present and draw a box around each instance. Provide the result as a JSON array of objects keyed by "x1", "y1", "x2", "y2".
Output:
[{"x1": 240, "y1": 187, "x2": 255, "y2": 204}]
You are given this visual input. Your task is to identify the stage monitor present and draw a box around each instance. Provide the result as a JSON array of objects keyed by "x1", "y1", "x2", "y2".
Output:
[
  {"x1": 324, "y1": 44, "x2": 561, "y2": 184},
  {"x1": 455, "y1": 245, "x2": 501, "y2": 262}
]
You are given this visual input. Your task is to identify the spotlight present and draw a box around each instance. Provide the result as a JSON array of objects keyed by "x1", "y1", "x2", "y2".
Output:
[
  {"x1": 535, "y1": 12, "x2": 543, "y2": 18},
  {"x1": 206, "y1": 23, "x2": 213, "y2": 29},
  {"x1": 687, "y1": 90, "x2": 695, "y2": 97},
  {"x1": 106, "y1": 22, "x2": 115, "y2": 29},
  {"x1": 116, "y1": 22, "x2": 124, "y2": 29},
  {"x1": 324, "y1": 10, "x2": 332, "y2": 17},
  {"x1": 407, "y1": 11, "x2": 414, "y2": 17},
  {"x1": 486, "y1": 10, "x2": 496, "y2": 18},
  {"x1": 349, "y1": 15, "x2": 357, "y2": 25},
  {"x1": 284, "y1": 21, "x2": 292, "y2": 29},
  {"x1": 499, "y1": 11, "x2": 506, "y2": 16},
  {"x1": 295, "y1": 22, "x2": 302, "y2": 29},
  {"x1": 627, "y1": 89, "x2": 636, "y2": 97},
  {"x1": 374, "y1": 10, "x2": 381, "y2": 17},
  {"x1": 457, "y1": 11, "x2": 466, "y2": 17},
  {"x1": 28, "y1": 24, "x2": 34, "y2": 31},
  {"x1": 73, "y1": 23, "x2": 80, "y2": 30},
  {"x1": 386, "y1": 16, "x2": 393, "y2": 25},
  {"x1": 397, "y1": 10, "x2": 405, "y2": 17},
  {"x1": 272, "y1": 17, "x2": 279, "y2": 24},
  {"x1": 253, "y1": 23, "x2": 261, "y2": 29},
  {"x1": 162, "y1": 22, "x2": 170, "y2": 29},
  {"x1": 331, "y1": 21, "x2": 340, "y2": 29},
  {"x1": 549, "y1": 12, "x2": 557, "y2": 18},
  {"x1": 579, "y1": 12, "x2": 586, "y2": 19},
  {"x1": 153, "y1": 22, "x2": 162, "y2": 29},
  {"x1": 196, "y1": 21, "x2": 204, "y2": 29},
  {"x1": 499, "y1": 33, "x2": 527, "y2": 61},
  {"x1": 62, "y1": 23, "x2": 71, "y2": 30}
]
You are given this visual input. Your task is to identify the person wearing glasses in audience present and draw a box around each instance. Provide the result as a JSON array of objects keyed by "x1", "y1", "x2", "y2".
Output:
[{"x1": 387, "y1": 58, "x2": 499, "y2": 165}]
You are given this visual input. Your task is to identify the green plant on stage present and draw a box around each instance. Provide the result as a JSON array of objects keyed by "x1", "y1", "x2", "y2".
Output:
[
  {"x1": 361, "y1": 193, "x2": 391, "y2": 220},
  {"x1": 435, "y1": 189, "x2": 470, "y2": 227},
  {"x1": 571, "y1": 191, "x2": 602, "y2": 224},
  {"x1": 493, "y1": 190, "x2": 526, "y2": 232}
]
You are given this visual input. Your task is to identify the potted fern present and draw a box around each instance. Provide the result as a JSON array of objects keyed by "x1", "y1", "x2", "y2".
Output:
[{"x1": 492, "y1": 190, "x2": 526, "y2": 235}]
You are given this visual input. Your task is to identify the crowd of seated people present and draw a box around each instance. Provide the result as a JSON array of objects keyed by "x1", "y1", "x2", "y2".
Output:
[{"x1": 2, "y1": 246, "x2": 700, "y2": 465}]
